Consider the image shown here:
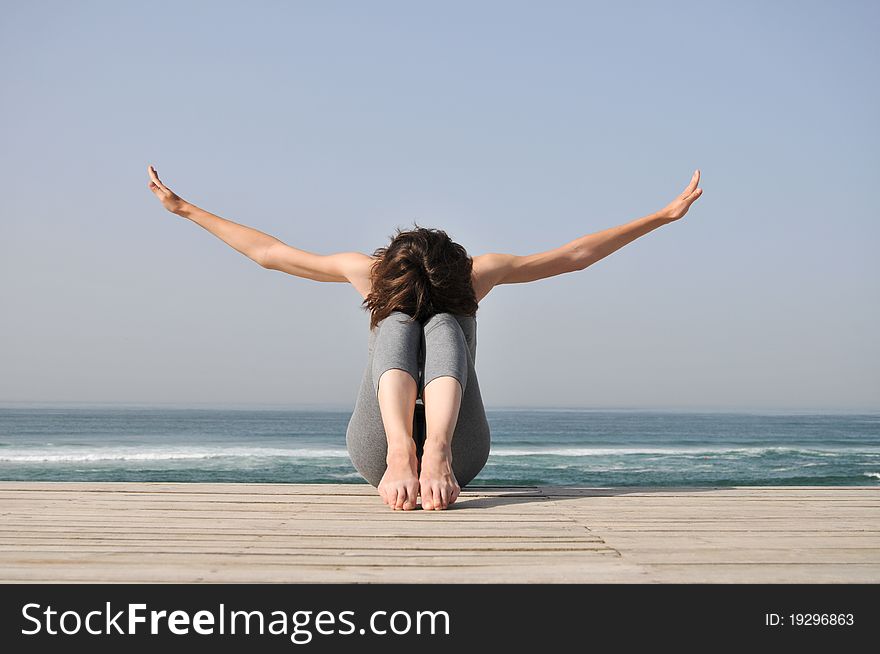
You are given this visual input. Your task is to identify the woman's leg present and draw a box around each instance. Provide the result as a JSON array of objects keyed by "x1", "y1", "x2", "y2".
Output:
[
  {"x1": 371, "y1": 312, "x2": 423, "y2": 510},
  {"x1": 419, "y1": 313, "x2": 489, "y2": 509},
  {"x1": 421, "y1": 376, "x2": 462, "y2": 510},
  {"x1": 346, "y1": 312, "x2": 422, "y2": 495},
  {"x1": 345, "y1": 311, "x2": 490, "y2": 509}
]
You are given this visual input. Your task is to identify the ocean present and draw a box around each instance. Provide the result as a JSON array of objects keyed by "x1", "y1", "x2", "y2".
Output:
[{"x1": 0, "y1": 406, "x2": 878, "y2": 487}]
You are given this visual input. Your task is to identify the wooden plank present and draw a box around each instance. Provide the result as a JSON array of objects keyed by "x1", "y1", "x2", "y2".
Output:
[
  {"x1": 0, "y1": 550, "x2": 619, "y2": 565},
  {"x1": 0, "y1": 541, "x2": 609, "y2": 552},
  {"x1": 571, "y1": 534, "x2": 880, "y2": 547},
  {"x1": 0, "y1": 501, "x2": 695, "y2": 512},
  {"x1": 637, "y1": 564, "x2": 880, "y2": 584},
  {"x1": 2, "y1": 481, "x2": 874, "y2": 496},
  {"x1": 0, "y1": 561, "x2": 652, "y2": 584},
  {"x1": 1, "y1": 483, "x2": 877, "y2": 583},
  {"x1": 0, "y1": 482, "x2": 539, "y2": 496}
]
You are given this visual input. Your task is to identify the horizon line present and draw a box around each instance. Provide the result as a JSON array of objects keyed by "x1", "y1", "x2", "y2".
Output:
[{"x1": 0, "y1": 400, "x2": 877, "y2": 415}]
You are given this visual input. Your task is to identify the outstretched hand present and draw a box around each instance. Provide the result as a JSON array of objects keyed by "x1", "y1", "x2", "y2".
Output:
[
  {"x1": 659, "y1": 169, "x2": 703, "y2": 223},
  {"x1": 147, "y1": 164, "x2": 189, "y2": 214}
]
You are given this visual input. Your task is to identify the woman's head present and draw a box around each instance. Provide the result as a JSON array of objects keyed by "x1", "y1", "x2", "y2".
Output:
[{"x1": 362, "y1": 223, "x2": 478, "y2": 330}]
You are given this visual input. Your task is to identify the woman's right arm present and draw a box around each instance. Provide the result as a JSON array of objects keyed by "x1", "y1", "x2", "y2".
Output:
[{"x1": 147, "y1": 164, "x2": 375, "y2": 290}]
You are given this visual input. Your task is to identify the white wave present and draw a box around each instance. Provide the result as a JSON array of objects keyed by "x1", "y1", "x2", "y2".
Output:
[
  {"x1": 0, "y1": 447, "x2": 350, "y2": 463},
  {"x1": 329, "y1": 472, "x2": 365, "y2": 479},
  {"x1": 2, "y1": 444, "x2": 874, "y2": 464},
  {"x1": 864, "y1": 472, "x2": 880, "y2": 480},
  {"x1": 489, "y1": 446, "x2": 868, "y2": 457}
]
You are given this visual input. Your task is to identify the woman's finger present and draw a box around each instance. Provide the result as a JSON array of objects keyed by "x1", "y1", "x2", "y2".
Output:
[
  {"x1": 682, "y1": 169, "x2": 700, "y2": 197},
  {"x1": 148, "y1": 165, "x2": 170, "y2": 192},
  {"x1": 149, "y1": 183, "x2": 171, "y2": 201}
]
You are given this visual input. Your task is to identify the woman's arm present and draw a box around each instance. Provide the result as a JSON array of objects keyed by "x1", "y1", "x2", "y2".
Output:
[
  {"x1": 147, "y1": 164, "x2": 373, "y2": 286},
  {"x1": 472, "y1": 170, "x2": 703, "y2": 297}
]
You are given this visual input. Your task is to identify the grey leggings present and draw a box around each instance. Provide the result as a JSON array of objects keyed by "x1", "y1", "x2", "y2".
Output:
[{"x1": 345, "y1": 311, "x2": 491, "y2": 488}]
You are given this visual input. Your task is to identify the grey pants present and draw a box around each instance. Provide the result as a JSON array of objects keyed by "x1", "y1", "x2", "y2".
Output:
[{"x1": 345, "y1": 311, "x2": 491, "y2": 488}]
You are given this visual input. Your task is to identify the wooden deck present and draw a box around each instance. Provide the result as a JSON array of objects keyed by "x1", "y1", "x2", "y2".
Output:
[{"x1": 1, "y1": 482, "x2": 878, "y2": 583}]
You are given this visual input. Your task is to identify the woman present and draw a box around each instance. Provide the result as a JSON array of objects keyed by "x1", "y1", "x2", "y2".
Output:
[{"x1": 147, "y1": 165, "x2": 703, "y2": 511}]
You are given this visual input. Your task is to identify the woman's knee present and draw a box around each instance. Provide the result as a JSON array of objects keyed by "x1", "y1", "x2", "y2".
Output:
[
  {"x1": 372, "y1": 312, "x2": 423, "y2": 394},
  {"x1": 381, "y1": 310, "x2": 419, "y2": 328},
  {"x1": 422, "y1": 321, "x2": 469, "y2": 394},
  {"x1": 422, "y1": 311, "x2": 458, "y2": 330},
  {"x1": 374, "y1": 312, "x2": 420, "y2": 342}
]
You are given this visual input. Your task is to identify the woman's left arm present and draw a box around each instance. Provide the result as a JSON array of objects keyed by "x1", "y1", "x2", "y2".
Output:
[
  {"x1": 568, "y1": 169, "x2": 703, "y2": 271},
  {"x1": 470, "y1": 170, "x2": 704, "y2": 299}
]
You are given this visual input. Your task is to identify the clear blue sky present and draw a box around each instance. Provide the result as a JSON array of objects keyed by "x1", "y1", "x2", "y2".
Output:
[{"x1": 1, "y1": 1, "x2": 877, "y2": 411}]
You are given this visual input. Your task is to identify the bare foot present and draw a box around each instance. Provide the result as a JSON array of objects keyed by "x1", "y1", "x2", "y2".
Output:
[
  {"x1": 378, "y1": 447, "x2": 420, "y2": 511},
  {"x1": 419, "y1": 445, "x2": 461, "y2": 510}
]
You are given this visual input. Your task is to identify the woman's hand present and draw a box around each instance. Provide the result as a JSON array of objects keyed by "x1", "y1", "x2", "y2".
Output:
[
  {"x1": 147, "y1": 164, "x2": 189, "y2": 215},
  {"x1": 658, "y1": 169, "x2": 703, "y2": 223}
]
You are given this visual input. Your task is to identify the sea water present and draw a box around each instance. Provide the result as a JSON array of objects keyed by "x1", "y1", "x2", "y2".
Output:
[{"x1": 0, "y1": 406, "x2": 878, "y2": 486}]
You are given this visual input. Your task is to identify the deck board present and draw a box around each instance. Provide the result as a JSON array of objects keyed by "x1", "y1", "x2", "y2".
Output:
[{"x1": 1, "y1": 482, "x2": 878, "y2": 583}]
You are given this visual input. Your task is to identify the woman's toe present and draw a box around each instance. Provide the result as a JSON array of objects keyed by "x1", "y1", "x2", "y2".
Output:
[{"x1": 420, "y1": 486, "x2": 434, "y2": 510}]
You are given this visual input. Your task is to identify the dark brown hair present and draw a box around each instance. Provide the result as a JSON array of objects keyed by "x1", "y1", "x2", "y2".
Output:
[{"x1": 361, "y1": 223, "x2": 479, "y2": 330}]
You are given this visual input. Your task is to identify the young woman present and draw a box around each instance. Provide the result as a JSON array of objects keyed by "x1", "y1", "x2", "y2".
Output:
[{"x1": 147, "y1": 165, "x2": 703, "y2": 511}]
